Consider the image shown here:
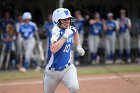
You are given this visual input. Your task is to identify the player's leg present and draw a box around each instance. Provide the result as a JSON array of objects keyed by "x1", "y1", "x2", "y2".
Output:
[
  {"x1": 124, "y1": 32, "x2": 131, "y2": 63},
  {"x1": 43, "y1": 70, "x2": 60, "y2": 93},
  {"x1": 62, "y1": 64, "x2": 79, "y2": 93},
  {"x1": 17, "y1": 36, "x2": 24, "y2": 67},
  {"x1": 94, "y1": 36, "x2": 100, "y2": 64},
  {"x1": 88, "y1": 35, "x2": 95, "y2": 63},
  {"x1": 118, "y1": 33, "x2": 124, "y2": 62},
  {"x1": 104, "y1": 36, "x2": 111, "y2": 64},
  {"x1": 111, "y1": 33, "x2": 116, "y2": 63},
  {"x1": 19, "y1": 38, "x2": 36, "y2": 72},
  {"x1": 27, "y1": 38, "x2": 37, "y2": 68}
]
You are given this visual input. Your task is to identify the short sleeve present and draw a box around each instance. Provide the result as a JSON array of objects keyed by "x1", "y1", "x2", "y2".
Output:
[
  {"x1": 127, "y1": 18, "x2": 132, "y2": 26},
  {"x1": 50, "y1": 26, "x2": 60, "y2": 44},
  {"x1": 34, "y1": 23, "x2": 38, "y2": 31}
]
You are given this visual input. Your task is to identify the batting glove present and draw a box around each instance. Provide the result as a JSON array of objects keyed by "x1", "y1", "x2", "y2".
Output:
[
  {"x1": 63, "y1": 29, "x2": 75, "y2": 39},
  {"x1": 77, "y1": 45, "x2": 85, "y2": 56}
]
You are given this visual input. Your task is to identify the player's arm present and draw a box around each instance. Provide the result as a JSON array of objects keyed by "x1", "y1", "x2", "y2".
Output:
[
  {"x1": 125, "y1": 19, "x2": 132, "y2": 29},
  {"x1": 74, "y1": 31, "x2": 80, "y2": 46},
  {"x1": 50, "y1": 38, "x2": 66, "y2": 54},
  {"x1": 102, "y1": 19, "x2": 107, "y2": 32},
  {"x1": 74, "y1": 31, "x2": 85, "y2": 56},
  {"x1": 115, "y1": 20, "x2": 119, "y2": 32},
  {"x1": 50, "y1": 28, "x2": 74, "y2": 54}
]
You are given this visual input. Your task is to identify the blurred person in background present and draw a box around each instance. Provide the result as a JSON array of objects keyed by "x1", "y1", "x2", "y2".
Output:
[
  {"x1": 135, "y1": 17, "x2": 140, "y2": 64},
  {"x1": 0, "y1": 17, "x2": 2, "y2": 54},
  {"x1": 73, "y1": 10, "x2": 85, "y2": 66},
  {"x1": 104, "y1": 13, "x2": 118, "y2": 64},
  {"x1": 0, "y1": 11, "x2": 15, "y2": 33},
  {"x1": 117, "y1": 9, "x2": 132, "y2": 63},
  {"x1": 18, "y1": 12, "x2": 41, "y2": 72},
  {"x1": 44, "y1": 13, "x2": 54, "y2": 65},
  {"x1": 1, "y1": 23, "x2": 17, "y2": 69},
  {"x1": 88, "y1": 12, "x2": 105, "y2": 65},
  {"x1": 16, "y1": 15, "x2": 24, "y2": 67},
  {"x1": 0, "y1": 11, "x2": 16, "y2": 69}
]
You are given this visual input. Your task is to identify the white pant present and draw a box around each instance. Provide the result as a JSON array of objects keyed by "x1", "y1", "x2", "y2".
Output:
[
  {"x1": 118, "y1": 31, "x2": 131, "y2": 53},
  {"x1": 23, "y1": 38, "x2": 36, "y2": 59},
  {"x1": 105, "y1": 33, "x2": 116, "y2": 56},
  {"x1": 43, "y1": 64, "x2": 79, "y2": 93},
  {"x1": 88, "y1": 35, "x2": 100, "y2": 53},
  {"x1": 17, "y1": 36, "x2": 24, "y2": 55}
]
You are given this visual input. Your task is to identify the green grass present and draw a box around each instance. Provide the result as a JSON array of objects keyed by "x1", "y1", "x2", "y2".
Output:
[
  {"x1": 77, "y1": 64, "x2": 140, "y2": 75},
  {"x1": 0, "y1": 64, "x2": 140, "y2": 81},
  {"x1": 0, "y1": 70, "x2": 43, "y2": 81}
]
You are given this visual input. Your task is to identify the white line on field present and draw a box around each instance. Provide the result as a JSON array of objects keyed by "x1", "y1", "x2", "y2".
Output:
[{"x1": 0, "y1": 74, "x2": 140, "y2": 87}]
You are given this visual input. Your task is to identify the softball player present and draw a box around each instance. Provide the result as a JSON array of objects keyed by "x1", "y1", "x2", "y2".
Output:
[
  {"x1": 43, "y1": 8, "x2": 85, "y2": 93},
  {"x1": 104, "y1": 13, "x2": 118, "y2": 64},
  {"x1": 88, "y1": 12, "x2": 104, "y2": 64},
  {"x1": 18, "y1": 12, "x2": 41, "y2": 72},
  {"x1": 117, "y1": 9, "x2": 132, "y2": 63},
  {"x1": 73, "y1": 10, "x2": 85, "y2": 65}
]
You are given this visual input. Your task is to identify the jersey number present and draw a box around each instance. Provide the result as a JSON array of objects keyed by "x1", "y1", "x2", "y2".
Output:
[{"x1": 63, "y1": 44, "x2": 70, "y2": 52}]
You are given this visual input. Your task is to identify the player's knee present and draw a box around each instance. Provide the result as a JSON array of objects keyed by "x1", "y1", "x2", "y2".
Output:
[{"x1": 69, "y1": 84, "x2": 79, "y2": 93}]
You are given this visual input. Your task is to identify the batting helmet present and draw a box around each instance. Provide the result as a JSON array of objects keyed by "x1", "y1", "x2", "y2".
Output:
[
  {"x1": 22, "y1": 12, "x2": 32, "y2": 20},
  {"x1": 52, "y1": 8, "x2": 72, "y2": 25}
]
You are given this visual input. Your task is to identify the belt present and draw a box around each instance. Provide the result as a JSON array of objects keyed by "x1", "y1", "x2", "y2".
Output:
[{"x1": 49, "y1": 63, "x2": 71, "y2": 71}]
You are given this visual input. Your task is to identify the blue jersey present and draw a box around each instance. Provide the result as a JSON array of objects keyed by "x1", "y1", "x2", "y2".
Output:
[
  {"x1": 90, "y1": 22, "x2": 103, "y2": 35},
  {"x1": 19, "y1": 22, "x2": 38, "y2": 39},
  {"x1": 118, "y1": 17, "x2": 131, "y2": 33},
  {"x1": 44, "y1": 21, "x2": 54, "y2": 36},
  {"x1": 47, "y1": 26, "x2": 75, "y2": 68},
  {"x1": 105, "y1": 20, "x2": 116, "y2": 35},
  {"x1": 74, "y1": 19, "x2": 84, "y2": 34}
]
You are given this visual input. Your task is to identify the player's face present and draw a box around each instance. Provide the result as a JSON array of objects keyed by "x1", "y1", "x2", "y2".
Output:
[
  {"x1": 95, "y1": 13, "x2": 100, "y2": 20},
  {"x1": 108, "y1": 16, "x2": 113, "y2": 20},
  {"x1": 24, "y1": 19, "x2": 30, "y2": 23},
  {"x1": 60, "y1": 18, "x2": 71, "y2": 28},
  {"x1": 120, "y1": 11, "x2": 126, "y2": 18}
]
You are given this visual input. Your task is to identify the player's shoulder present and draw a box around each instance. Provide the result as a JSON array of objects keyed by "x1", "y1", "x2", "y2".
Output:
[
  {"x1": 20, "y1": 22, "x2": 25, "y2": 26},
  {"x1": 70, "y1": 26, "x2": 76, "y2": 29},
  {"x1": 125, "y1": 17, "x2": 131, "y2": 21},
  {"x1": 52, "y1": 25, "x2": 60, "y2": 31},
  {"x1": 112, "y1": 20, "x2": 117, "y2": 23},
  {"x1": 29, "y1": 21, "x2": 37, "y2": 26},
  {"x1": 52, "y1": 25, "x2": 61, "y2": 34}
]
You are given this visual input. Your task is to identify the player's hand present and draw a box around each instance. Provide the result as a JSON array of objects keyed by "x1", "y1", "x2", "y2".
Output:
[
  {"x1": 77, "y1": 45, "x2": 85, "y2": 56},
  {"x1": 63, "y1": 29, "x2": 75, "y2": 39}
]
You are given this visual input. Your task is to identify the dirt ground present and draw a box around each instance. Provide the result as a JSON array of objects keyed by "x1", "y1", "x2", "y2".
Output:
[{"x1": 0, "y1": 73, "x2": 140, "y2": 93}]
